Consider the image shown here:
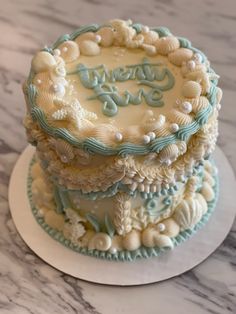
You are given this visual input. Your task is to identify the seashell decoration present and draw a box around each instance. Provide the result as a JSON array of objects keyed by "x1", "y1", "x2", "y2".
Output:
[
  {"x1": 79, "y1": 40, "x2": 101, "y2": 56},
  {"x1": 122, "y1": 229, "x2": 141, "y2": 251},
  {"x1": 182, "y1": 81, "x2": 202, "y2": 98},
  {"x1": 33, "y1": 72, "x2": 52, "y2": 89},
  {"x1": 141, "y1": 227, "x2": 173, "y2": 248},
  {"x1": 168, "y1": 48, "x2": 193, "y2": 66},
  {"x1": 161, "y1": 218, "x2": 180, "y2": 237},
  {"x1": 109, "y1": 235, "x2": 123, "y2": 254},
  {"x1": 195, "y1": 193, "x2": 208, "y2": 215},
  {"x1": 142, "y1": 30, "x2": 159, "y2": 45},
  {"x1": 173, "y1": 197, "x2": 205, "y2": 231},
  {"x1": 166, "y1": 109, "x2": 193, "y2": 125},
  {"x1": 158, "y1": 144, "x2": 179, "y2": 163},
  {"x1": 188, "y1": 96, "x2": 209, "y2": 114},
  {"x1": 36, "y1": 91, "x2": 55, "y2": 112},
  {"x1": 215, "y1": 87, "x2": 223, "y2": 104},
  {"x1": 201, "y1": 182, "x2": 215, "y2": 202},
  {"x1": 31, "y1": 51, "x2": 56, "y2": 73},
  {"x1": 97, "y1": 27, "x2": 114, "y2": 47},
  {"x1": 155, "y1": 36, "x2": 180, "y2": 55},
  {"x1": 142, "y1": 110, "x2": 166, "y2": 132},
  {"x1": 75, "y1": 32, "x2": 99, "y2": 44},
  {"x1": 89, "y1": 124, "x2": 119, "y2": 146},
  {"x1": 203, "y1": 170, "x2": 215, "y2": 186},
  {"x1": 52, "y1": 138, "x2": 75, "y2": 163},
  {"x1": 176, "y1": 141, "x2": 187, "y2": 155},
  {"x1": 142, "y1": 44, "x2": 157, "y2": 56},
  {"x1": 57, "y1": 41, "x2": 80, "y2": 63},
  {"x1": 88, "y1": 232, "x2": 112, "y2": 251}
]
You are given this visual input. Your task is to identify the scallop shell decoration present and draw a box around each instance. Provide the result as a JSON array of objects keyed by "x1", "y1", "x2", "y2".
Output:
[
  {"x1": 142, "y1": 227, "x2": 173, "y2": 248},
  {"x1": 188, "y1": 96, "x2": 209, "y2": 114},
  {"x1": 36, "y1": 91, "x2": 55, "y2": 111},
  {"x1": 142, "y1": 30, "x2": 159, "y2": 45},
  {"x1": 158, "y1": 144, "x2": 179, "y2": 163},
  {"x1": 166, "y1": 109, "x2": 193, "y2": 125},
  {"x1": 201, "y1": 182, "x2": 215, "y2": 202},
  {"x1": 182, "y1": 81, "x2": 202, "y2": 98},
  {"x1": 154, "y1": 125, "x2": 171, "y2": 137},
  {"x1": 97, "y1": 27, "x2": 114, "y2": 47},
  {"x1": 142, "y1": 111, "x2": 166, "y2": 132},
  {"x1": 161, "y1": 218, "x2": 180, "y2": 237},
  {"x1": 52, "y1": 138, "x2": 75, "y2": 163},
  {"x1": 80, "y1": 40, "x2": 101, "y2": 56},
  {"x1": 173, "y1": 197, "x2": 205, "y2": 231},
  {"x1": 122, "y1": 230, "x2": 141, "y2": 251},
  {"x1": 33, "y1": 72, "x2": 52, "y2": 89},
  {"x1": 31, "y1": 51, "x2": 56, "y2": 73},
  {"x1": 58, "y1": 41, "x2": 80, "y2": 63},
  {"x1": 109, "y1": 235, "x2": 123, "y2": 253},
  {"x1": 89, "y1": 124, "x2": 119, "y2": 146},
  {"x1": 155, "y1": 36, "x2": 180, "y2": 55},
  {"x1": 88, "y1": 232, "x2": 112, "y2": 251},
  {"x1": 75, "y1": 32, "x2": 98, "y2": 44},
  {"x1": 168, "y1": 48, "x2": 193, "y2": 66}
]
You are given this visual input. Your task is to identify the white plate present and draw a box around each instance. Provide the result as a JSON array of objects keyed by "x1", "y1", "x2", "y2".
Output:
[{"x1": 8, "y1": 145, "x2": 236, "y2": 286}]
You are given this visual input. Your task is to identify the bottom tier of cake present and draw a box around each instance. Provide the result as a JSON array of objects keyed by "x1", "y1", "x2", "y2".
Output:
[{"x1": 28, "y1": 158, "x2": 218, "y2": 261}]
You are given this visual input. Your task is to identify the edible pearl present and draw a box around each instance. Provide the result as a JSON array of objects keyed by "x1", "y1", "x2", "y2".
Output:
[
  {"x1": 37, "y1": 209, "x2": 44, "y2": 218},
  {"x1": 181, "y1": 101, "x2": 192, "y2": 113},
  {"x1": 110, "y1": 248, "x2": 117, "y2": 254},
  {"x1": 157, "y1": 223, "x2": 166, "y2": 232},
  {"x1": 51, "y1": 83, "x2": 65, "y2": 97},
  {"x1": 193, "y1": 53, "x2": 202, "y2": 64},
  {"x1": 170, "y1": 123, "x2": 179, "y2": 133},
  {"x1": 216, "y1": 103, "x2": 221, "y2": 110},
  {"x1": 115, "y1": 132, "x2": 123, "y2": 142},
  {"x1": 159, "y1": 114, "x2": 166, "y2": 124},
  {"x1": 142, "y1": 25, "x2": 150, "y2": 33},
  {"x1": 162, "y1": 159, "x2": 171, "y2": 166},
  {"x1": 95, "y1": 35, "x2": 102, "y2": 43},
  {"x1": 36, "y1": 79, "x2": 42, "y2": 85},
  {"x1": 147, "y1": 132, "x2": 156, "y2": 140},
  {"x1": 61, "y1": 155, "x2": 69, "y2": 163},
  {"x1": 62, "y1": 46, "x2": 68, "y2": 52},
  {"x1": 143, "y1": 135, "x2": 151, "y2": 144},
  {"x1": 53, "y1": 49, "x2": 61, "y2": 56},
  {"x1": 187, "y1": 60, "x2": 196, "y2": 70}
]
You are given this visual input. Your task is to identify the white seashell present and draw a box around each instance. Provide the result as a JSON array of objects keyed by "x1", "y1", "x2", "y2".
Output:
[
  {"x1": 31, "y1": 51, "x2": 56, "y2": 73},
  {"x1": 182, "y1": 81, "x2": 202, "y2": 98},
  {"x1": 33, "y1": 72, "x2": 52, "y2": 89},
  {"x1": 166, "y1": 109, "x2": 193, "y2": 125},
  {"x1": 195, "y1": 193, "x2": 208, "y2": 215},
  {"x1": 161, "y1": 218, "x2": 180, "y2": 237},
  {"x1": 159, "y1": 144, "x2": 179, "y2": 163},
  {"x1": 155, "y1": 36, "x2": 180, "y2": 55},
  {"x1": 173, "y1": 198, "x2": 205, "y2": 230},
  {"x1": 44, "y1": 210, "x2": 64, "y2": 231},
  {"x1": 203, "y1": 171, "x2": 215, "y2": 186},
  {"x1": 193, "y1": 53, "x2": 203, "y2": 64},
  {"x1": 88, "y1": 232, "x2": 112, "y2": 251},
  {"x1": 75, "y1": 32, "x2": 98, "y2": 44},
  {"x1": 168, "y1": 48, "x2": 193, "y2": 66},
  {"x1": 58, "y1": 41, "x2": 80, "y2": 63},
  {"x1": 142, "y1": 44, "x2": 157, "y2": 56},
  {"x1": 187, "y1": 60, "x2": 196, "y2": 71},
  {"x1": 143, "y1": 30, "x2": 159, "y2": 45},
  {"x1": 97, "y1": 27, "x2": 114, "y2": 47},
  {"x1": 122, "y1": 230, "x2": 141, "y2": 251},
  {"x1": 36, "y1": 91, "x2": 55, "y2": 111},
  {"x1": 154, "y1": 125, "x2": 171, "y2": 137},
  {"x1": 109, "y1": 235, "x2": 123, "y2": 253},
  {"x1": 188, "y1": 96, "x2": 209, "y2": 114},
  {"x1": 79, "y1": 40, "x2": 101, "y2": 56},
  {"x1": 89, "y1": 124, "x2": 118, "y2": 145},
  {"x1": 78, "y1": 230, "x2": 95, "y2": 248},
  {"x1": 201, "y1": 182, "x2": 215, "y2": 202},
  {"x1": 176, "y1": 141, "x2": 187, "y2": 155},
  {"x1": 53, "y1": 138, "x2": 75, "y2": 162},
  {"x1": 142, "y1": 228, "x2": 173, "y2": 248}
]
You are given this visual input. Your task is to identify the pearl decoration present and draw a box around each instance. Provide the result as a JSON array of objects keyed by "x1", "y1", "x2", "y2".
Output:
[
  {"x1": 193, "y1": 53, "x2": 202, "y2": 64},
  {"x1": 147, "y1": 132, "x2": 156, "y2": 140},
  {"x1": 162, "y1": 159, "x2": 171, "y2": 166},
  {"x1": 170, "y1": 123, "x2": 179, "y2": 133},
  {"x1": 37, "y1": 209, "x2": 44, "y2": 218},
  {"x1": 36, "y1": 79, "x2": 42, "y2": 85},
  {"x1": 110, "y1": 247, "x2": 117, "y2": 254},
  {"x1": 143, "y1": 135, "x2": 151, "y2": 144},
  {"x1": 61, "y1": 155, "x2": 69, "y2": 163},
  {"x1": 159, "y1": 114, "x2": 166, "y2": 124},
  {"x1": 187, "y1": 60, "x2": 196, "y2": 70},
  {"x1": 115, "y1": 132, "x2": 123, "y2": 142},
  {"x1": 53, "y1": 49, "x2": 61, "y2": 56},
  {"x1": 95, "y1": 35, "x2": 102, "y2": 43},
  {"x1": 142, "y1": 25, "x2": 150, "y2": 33},
  {"x1": 216, "y1": 103, "x2": 221, "y2": 110},
  {"x1": 157, "y1": 223, "x2": 166, "y2": 232},
  {"x1": 62, "y1": 46, "x2": 68, "y2": 52},
  {"x1": 181, "y1": 101, "x2": 192, "y2": 113},
  {"x1": 50, "y1": 83, "x2": 65, "y2": 97}
]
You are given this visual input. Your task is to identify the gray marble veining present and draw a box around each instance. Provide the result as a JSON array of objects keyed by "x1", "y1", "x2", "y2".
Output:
[{"x1": 0, "y1": 0, "x2": 235, "y2": 313}]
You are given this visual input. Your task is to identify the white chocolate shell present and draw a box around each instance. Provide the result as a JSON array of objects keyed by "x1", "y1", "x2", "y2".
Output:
[
  {"x1": 188, "y1": 96, "x2": 209, "y2": 114},
  {"x1": 161, "y1": 218, "x2": 180, "y2": 237},
  {"x1": 182, "y1": 81, "x2": 202, "y2": 98},
  {"x1": 52, "y1": 138, "x2": 75, "y2": 162},
  {"x1": 141, "y1": 228, "x2": 173, "y2": 248},
  {"x1": 88, "y1": 232, "x2": 112, "y2": 251},
  {"x1": 155, "y1": 36, "x2": 180, "y2": 55},
  {"x1": 168, "y1": 48, "x2": 193, "y2": 66},
  {"x1": 166, "y1": 109, "x2": 193, "y2": 125},
  {"x1": 31, "y1": 51, "x2": 56, "y2": 73},
  {"x1": 122, "y1": 229, "x2": 141, "y2": 251},
  {"x1": 201, "y1": 182, "x2": 215, "y2": 202},
  {"x1": 158, "y1": 144, "x2": 179, "y2": 163},
  {"x1": 97, "y1": 27, "x2": 114, "y2": 47},
  {"x1": 79, "y1": 40, "x2": 101, "y2": 56},
  {"x1": 173, "y1": 197, "x2": 205, "y2": 230},
  {"x1": 58, "y1": 41, "x2": 80, "y2": 63}
]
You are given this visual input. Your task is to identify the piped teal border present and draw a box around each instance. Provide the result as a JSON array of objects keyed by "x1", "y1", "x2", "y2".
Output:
[
  {"x1": 25, "y1": 23, "x2": 219, "y2": 156},
  {"x1": 27, "y1": 157, "x2": 219, "y2": 262}
]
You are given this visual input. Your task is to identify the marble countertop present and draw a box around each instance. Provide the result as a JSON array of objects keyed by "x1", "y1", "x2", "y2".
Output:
[{"x1": 0, "y1": 0, "x2": 235, "y2": 313}]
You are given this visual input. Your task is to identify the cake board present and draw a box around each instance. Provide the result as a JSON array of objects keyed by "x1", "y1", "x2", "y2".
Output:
[{"x1": 8, "y1": 145, "x2": 236, "y2": 286}]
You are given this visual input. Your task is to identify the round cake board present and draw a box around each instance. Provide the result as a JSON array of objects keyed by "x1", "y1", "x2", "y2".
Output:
[{"x1": 8, "y1": 145, "x2": 236, "y2": 286}]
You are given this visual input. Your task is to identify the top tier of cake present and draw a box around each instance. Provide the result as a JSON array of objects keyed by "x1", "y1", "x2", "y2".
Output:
[{"x1": 24, "y1": 20, "x2": 221, "y2": 156}]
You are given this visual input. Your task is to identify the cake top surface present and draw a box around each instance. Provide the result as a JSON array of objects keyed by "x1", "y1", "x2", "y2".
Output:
[{"x1": 24, "y1": 19, "x2": 220, "y2": 156}]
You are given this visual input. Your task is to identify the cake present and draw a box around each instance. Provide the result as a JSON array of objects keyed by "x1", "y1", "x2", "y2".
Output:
[{"x1": 23, "y1": 19, "x2": 221, "y2": 261}]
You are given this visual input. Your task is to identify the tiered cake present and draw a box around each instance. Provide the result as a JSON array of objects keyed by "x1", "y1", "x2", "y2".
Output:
[{"x1": 23, "y1": 19, "x2": 222, "y2": 261}]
